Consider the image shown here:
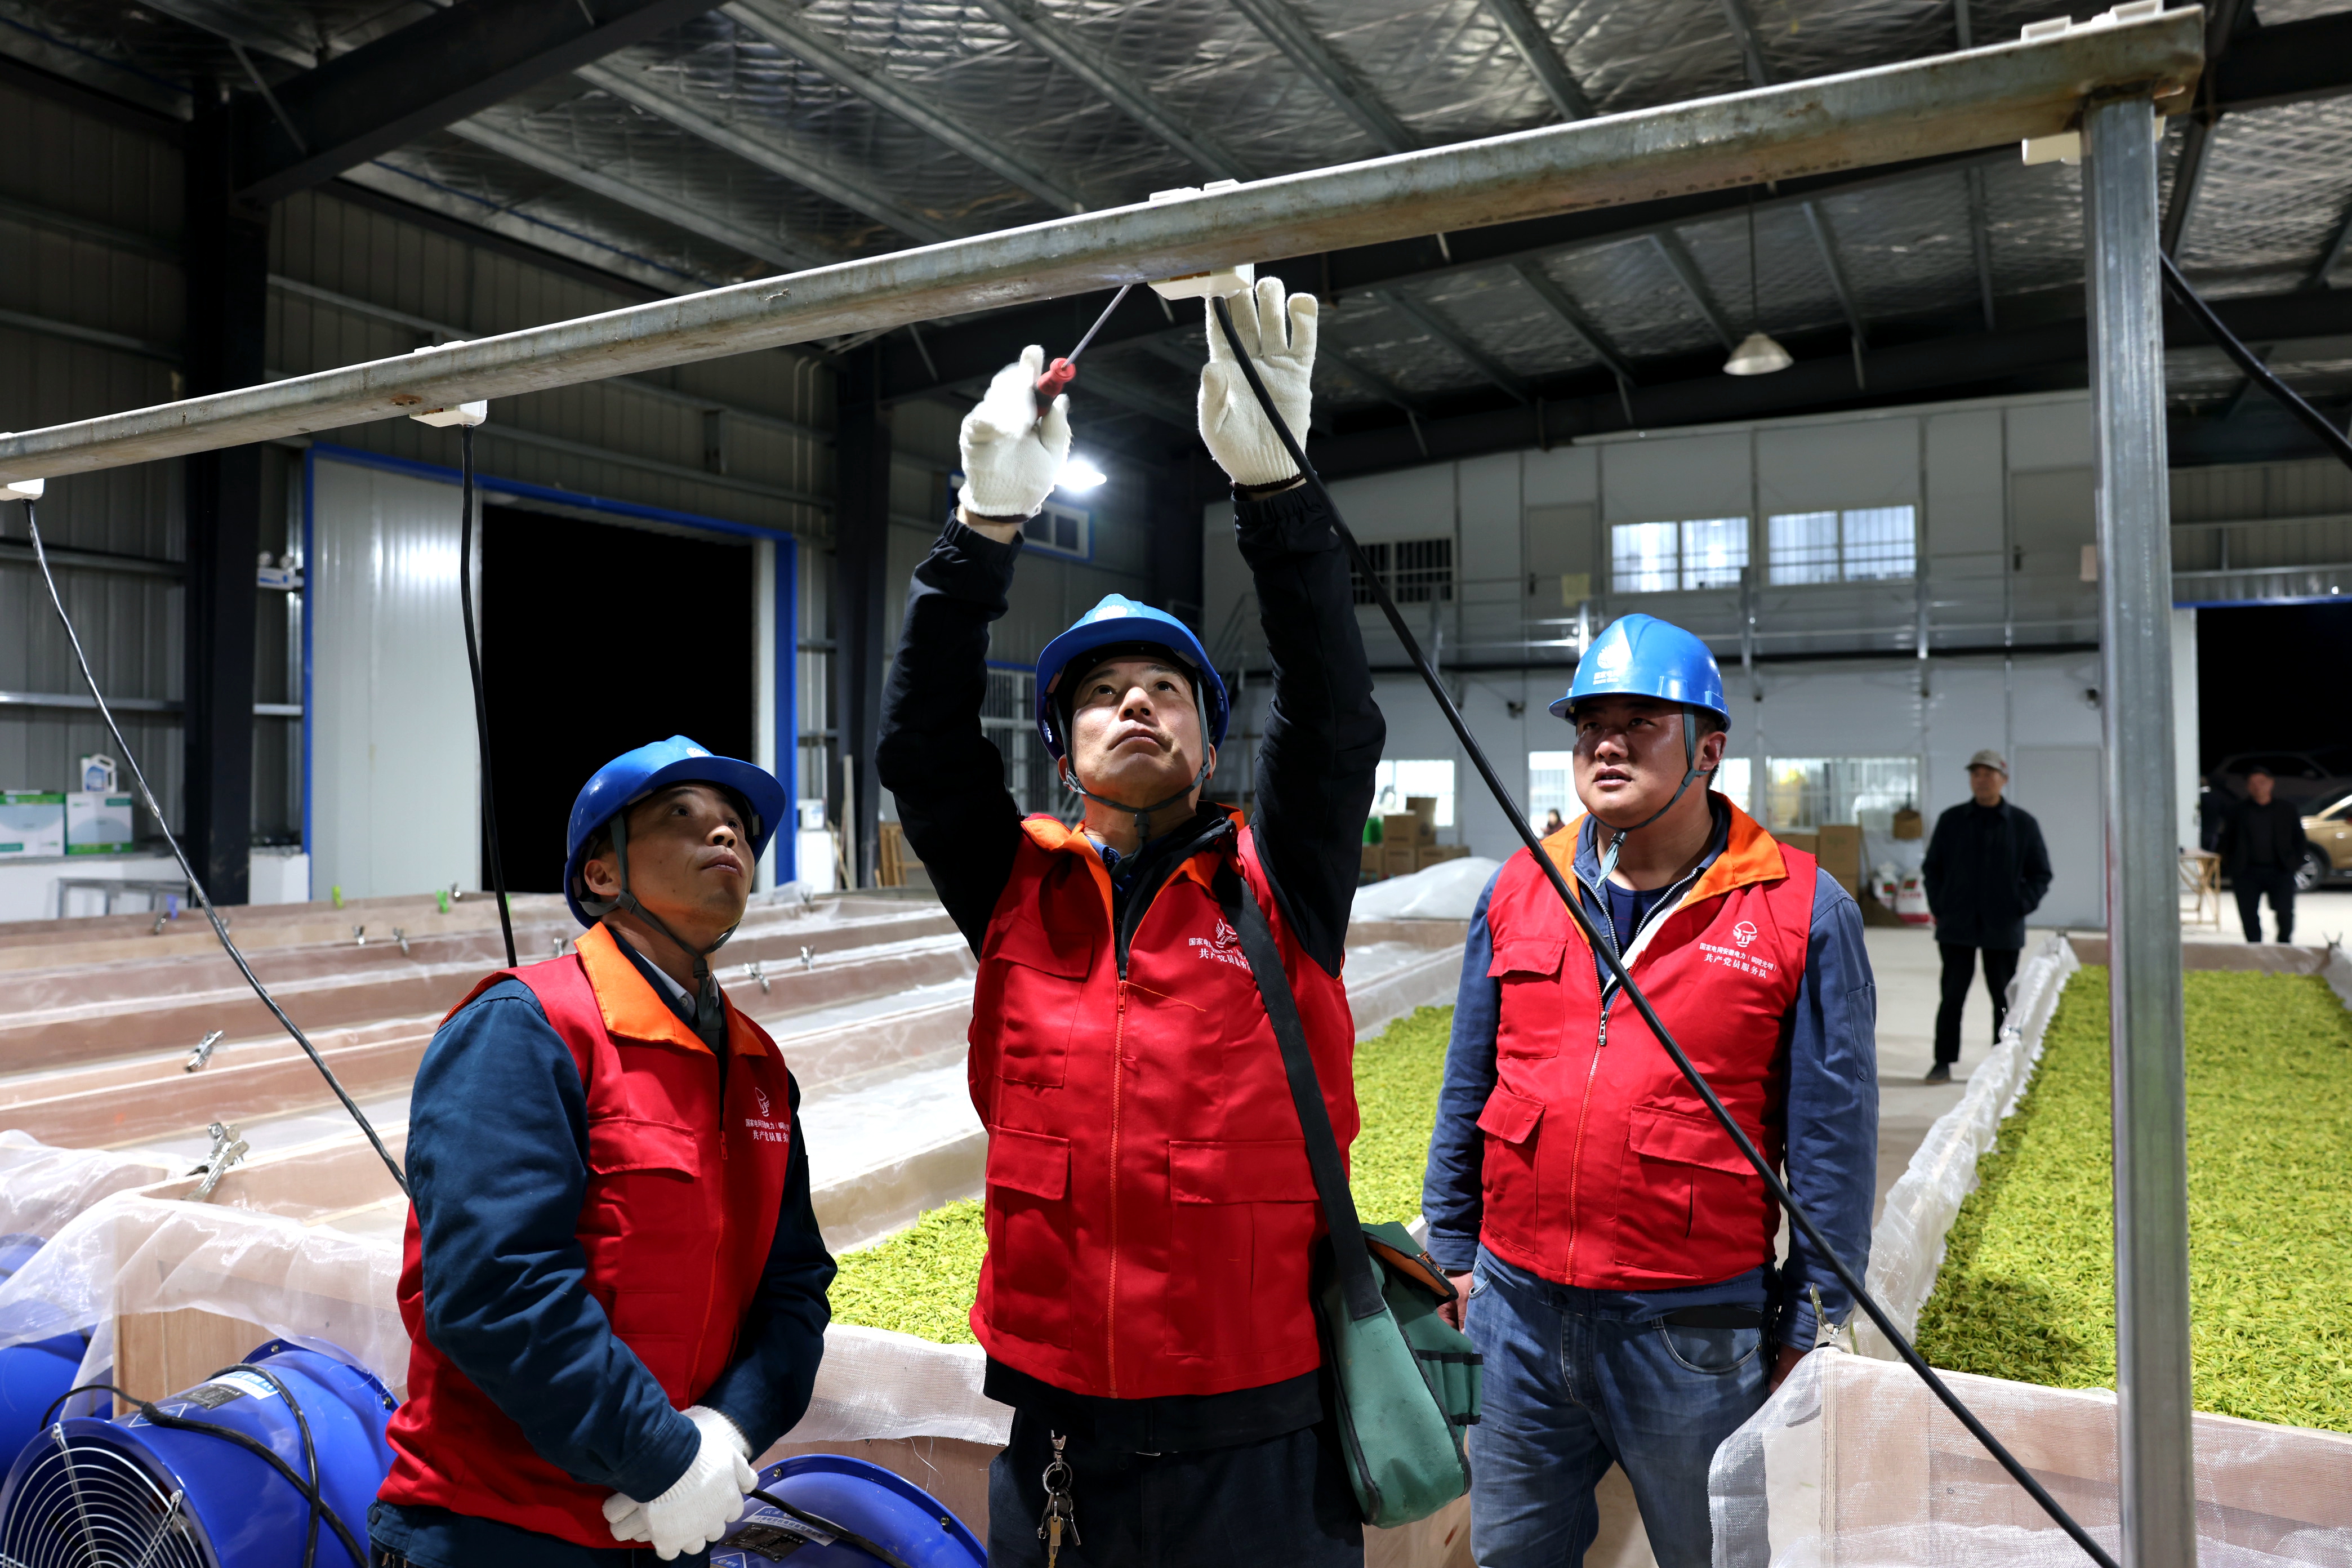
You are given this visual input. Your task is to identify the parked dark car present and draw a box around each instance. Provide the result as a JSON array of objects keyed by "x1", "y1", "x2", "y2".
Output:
[{"x1": 2210, "y1": 748, "x2": 2352, "y2": 809}]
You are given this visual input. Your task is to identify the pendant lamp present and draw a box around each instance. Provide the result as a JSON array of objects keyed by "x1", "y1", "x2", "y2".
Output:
[{"x1": 1724, "y1": 193, "x2": 1792, "y2": 376}]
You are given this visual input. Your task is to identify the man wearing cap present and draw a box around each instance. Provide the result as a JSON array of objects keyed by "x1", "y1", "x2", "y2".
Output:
[
  {"x1": 875, "y1": 279, "x2": 1382, "y2": 1565},
  {"x1": 372, "y1": 738, "x2": 835, "y2": 1567},
  {"x1": 1421, "y1": 614, "x2": 1878, "y2": 1568},
  {"x1": 1922, "y1": 750, "x2": 2052, "y2": 1083}
]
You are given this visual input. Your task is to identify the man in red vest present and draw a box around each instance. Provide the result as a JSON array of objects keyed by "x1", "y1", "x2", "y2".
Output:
[
  {"x1": 371, "y1": 738, "x2": 835, "y2": 1566},
  {"x1": 875, "y1": 277, "x2": 1382, "y2": 1566},
  {"x1": 1422, "y1": 616, "x2": 1877, "y2": 1568}
]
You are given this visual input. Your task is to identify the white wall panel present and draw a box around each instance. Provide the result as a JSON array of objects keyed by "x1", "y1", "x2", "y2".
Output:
[
  {"x1": 1925, "y1": 411, "x2": 2005, "y2": 559},
  {"x1": 1600, "y1": 431, "x2": 1750, "y2": 522},
  {"x1": 1922, "y1": 659, "x2": 2010, "y2": 817},
  {"x1": 1756, "y1": 418, "x2": 1919, "y2": 516},
  {"x1": 308, "y1": 457, "x2": 480, "y2": 901},
  {"x1": 2010, "y1": 743, "x2": 2105, "y2": 926},
  {"x1": 1522, "y1": 445, "x2": 1597, "y2": 507},
  {"x1": 2004, "y1": 394, "x2": 2093, "y2": 471}
]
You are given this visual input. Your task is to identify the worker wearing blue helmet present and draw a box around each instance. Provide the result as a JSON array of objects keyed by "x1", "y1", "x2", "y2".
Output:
[
  {"x1": 876, "y1": 282, "x2": 1383, "y2": 1567},
  {"x1": 1421, "y1": 614, "x2": 1878, "y2": 1568},
  {"x1": 374, "y1": 737, "x2": 838, "y2": 1568}
]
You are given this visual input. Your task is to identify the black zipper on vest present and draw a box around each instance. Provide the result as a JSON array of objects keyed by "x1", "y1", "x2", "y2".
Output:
[{"x1": 1111, "y1": 818, "x2": 1233, "y2": 979}]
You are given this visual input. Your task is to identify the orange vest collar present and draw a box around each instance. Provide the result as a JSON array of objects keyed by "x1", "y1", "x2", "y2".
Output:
[
  {"x1": 1018, "y1": 806, "x2": 1243, "y2": 902},
  {"x1": 576, "y1": 922, "x2": 763, "y2": 1057},
  {"x1": 1549, "y1": 794, "x2": 1788, "y2": 904}
]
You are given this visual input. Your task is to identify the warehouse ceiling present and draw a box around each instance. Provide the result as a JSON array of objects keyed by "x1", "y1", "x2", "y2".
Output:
[{"x1": 5, "y1": 0, "x2": 2352, "y2": 471}]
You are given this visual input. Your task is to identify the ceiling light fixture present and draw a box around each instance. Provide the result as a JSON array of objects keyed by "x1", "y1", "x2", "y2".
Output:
[
  {"x1": 1056, "y1": 455, "x2": 1107, "y2": 492},
  {"x1": 1725, "y1": 190, "x2": 1792, "y2": 376}
]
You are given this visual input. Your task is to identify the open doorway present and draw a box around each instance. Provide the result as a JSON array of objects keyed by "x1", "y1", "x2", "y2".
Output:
[{"x1": 480, "y1": 504, "x2": 756, "y2": 892}]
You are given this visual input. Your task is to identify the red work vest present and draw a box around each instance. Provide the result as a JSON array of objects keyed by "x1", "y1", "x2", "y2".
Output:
[
  {"x1": 380, "y1": 922, "x2": 795, "y2": 1546},
  {"x1": 1476, "y1": 801, "x2": 1815, "y2": 1289},
  {"x1": 970, "y1": 813, "x2": 1358, "y2": 1400}
]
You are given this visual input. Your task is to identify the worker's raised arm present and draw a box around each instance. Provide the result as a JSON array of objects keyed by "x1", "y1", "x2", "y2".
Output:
[
  {"x1": 875, "y1": 348, "x2": 1071, "y2": 952},
  {"x1": 1201, "y1": 279, "x2": 1384, "y2": 974}
]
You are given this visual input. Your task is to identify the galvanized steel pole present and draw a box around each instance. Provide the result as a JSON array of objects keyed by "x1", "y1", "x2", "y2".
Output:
[
  {"x1": 2083, "y1": 92, "x2": 2198, "y2": 1568},
  {"x1": 0, "y1": 10, "x2": 2203, "y2": 485}
]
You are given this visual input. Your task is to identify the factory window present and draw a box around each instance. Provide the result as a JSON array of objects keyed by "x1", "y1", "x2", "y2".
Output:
[
  {"x1": 1023, "y1": 500, "x2": 1090, "y2": 560},
  {"x1": 1352, "y1": 538, "x2": 1454, "y2": 605},
  {"x1": 1610, "y1": 518, "x2": 1749, "y2": 593},
  {"x1": 1374, "y1": 758, "x2": 1456, "y2": 827},
  {"x1": 1763, "y1": 756, "x2": 1918, "y2": 834},
  {"x1": 1767, "y1": 505, "x2": 1915, "y2": 584},
  {"x1": 980, "y1": 665, "x2": 1063, "y2": 818}
]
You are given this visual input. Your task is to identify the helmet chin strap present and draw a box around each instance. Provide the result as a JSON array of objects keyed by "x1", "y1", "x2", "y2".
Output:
[
  {"x1": 1591, "y1": 705, "x2": 1717, "y2": 887},
  {"x1": 1061, "y1": 755, "x2": 1214, "y2": 845},
  {"x1": 578, "y1": 812, "x2": 740, "y2": 1035}
]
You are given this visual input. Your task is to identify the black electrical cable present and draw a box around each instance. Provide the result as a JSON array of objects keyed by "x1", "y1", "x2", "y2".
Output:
[
  {"x1": 455, "y1": 425, "x2": 519, "y2": 969},
  {"x1": 230, "y1": 1362, "x2": 324, "y2": 1568},
  {"x1": 745, "y1": 1489, "x2": 916, "y2": 1568},
  {"x1": 42, "y1": 1377, "x2": 366, "y2": 1567},
  {"x1": 2161, "y1": 253, "x2": 2352, "y2": 474},
  {"x1": 1208, "y1": 294, "x2": 2121, "y2": 1568},
  {"x1": 18, "y1": 499, "x2": 409, "y2": 1201}
]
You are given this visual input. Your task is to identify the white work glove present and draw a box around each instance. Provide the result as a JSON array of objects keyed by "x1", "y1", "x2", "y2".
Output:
[
  {"x1": 602, "y1": 1405, "x2": 756, "y2": 1561},
  {"x1": 957, "y1": 345, "x2": 1072, "y2": 520},
  {"x1": 1200, "y1": 275, "x2": 1316, "y2": 488}
]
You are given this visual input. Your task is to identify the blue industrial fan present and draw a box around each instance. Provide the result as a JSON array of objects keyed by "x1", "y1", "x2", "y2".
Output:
[
  {"x1": 0, "y1": 1339, "x2": 396, "y2": 1568},
  {"x1": 0, "y1": 1235, "x2": 93, "y2": 1476},
  {"x1": 715, "y1": 1454, "x2": 984, "y2": 1568}
]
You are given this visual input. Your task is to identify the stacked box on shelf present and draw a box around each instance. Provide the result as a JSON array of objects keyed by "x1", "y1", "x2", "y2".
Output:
[{"x1": 0, "y1": 793, "x2": 65, "y2": 858}]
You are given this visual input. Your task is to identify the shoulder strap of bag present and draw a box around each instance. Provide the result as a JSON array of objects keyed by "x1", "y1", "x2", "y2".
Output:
[{"x1": 1214, "y1": 862, "x2": 1386, "y2": 1325}]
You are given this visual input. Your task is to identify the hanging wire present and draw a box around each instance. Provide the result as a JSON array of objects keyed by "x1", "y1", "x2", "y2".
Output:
[
  {"x1": 455, "y1": 425, "x2": 518, "y2": 969},
  {"x1": 1208, "y1": 293, "x2": 2121, "y2": 1568},
  {"x1": 19, "y1": 497, "x2": 408, "y2": 1199}
]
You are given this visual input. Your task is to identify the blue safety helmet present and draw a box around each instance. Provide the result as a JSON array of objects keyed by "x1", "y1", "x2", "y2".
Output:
[
  {"x1": 1548, "y1": 613, "x2": 1729, "y2": 726},
  {"x1": 1034, "y1": 594, "x2": 1229, "y2": 760},
  {"x1": 562, "y1": 736, "x2": 789, "y2": 929}
]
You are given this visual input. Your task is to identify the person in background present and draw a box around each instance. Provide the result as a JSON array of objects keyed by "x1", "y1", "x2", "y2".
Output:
[
  {"x1": 1421, "y1": 614, "x2": 1877, "y2": 1568},
  {"x1": 1921, "y1": 750, "x2": 2052, "y2": 1085},
  {"x1": 2217, "y1": 764, "x2": 2309, "y2": 943},
  {"x1": 1541, "y1": 808, "x2": 1566, "y2": 835}
]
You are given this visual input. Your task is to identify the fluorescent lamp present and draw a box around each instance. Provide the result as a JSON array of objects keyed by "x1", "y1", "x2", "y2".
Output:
[
  {"x1": 1724, "y1": 332, "x2": 1794, "y2": 376},
  {"x1": 1057, "y1": 455, "x2": 1107, "y2": 492}
]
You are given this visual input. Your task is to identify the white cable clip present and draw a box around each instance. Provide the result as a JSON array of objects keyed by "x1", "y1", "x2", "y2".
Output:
[
  {"x1": 1144, "y1": 184, "x2": 1257, "y2": 301},
  {"x1": 3, "y1": 475, "x2": 43, "y2": 500},
  {"x1": 2019, "y1": 2, "x2": 2174, "y2": 167},
  {"x1": 406, "y1": 341, "x2": 489, "y2": 427}
]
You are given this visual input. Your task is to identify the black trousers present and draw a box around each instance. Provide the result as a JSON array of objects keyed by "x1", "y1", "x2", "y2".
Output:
[
  {"x1": 987, "y1": 1410, "x2": 1363, "y2": 1568},
  {"x1": 1935, "y1": 943, "x2": 2020, "y2": 1067},
  {"x1": 2233, "y1": 866, "x2": 2296, "y2": 943}
]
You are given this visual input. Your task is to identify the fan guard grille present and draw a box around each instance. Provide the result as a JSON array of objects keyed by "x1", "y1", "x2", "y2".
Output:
[{"x1": 0, "y1": 1428, "x2": 211, "y2": 1568}]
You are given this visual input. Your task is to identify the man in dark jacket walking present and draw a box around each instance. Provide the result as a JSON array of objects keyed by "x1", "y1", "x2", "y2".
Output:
[
  {"x1": 2217, "y1": 764, "x2": 2310, "y2": 943},
  {"x1": 1921, "y1": 750, "x2": 2052, "y2": 1083}
]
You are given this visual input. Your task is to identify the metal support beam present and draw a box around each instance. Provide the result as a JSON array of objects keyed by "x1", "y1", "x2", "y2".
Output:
[
  {"x1": 446, "y1": 117, "x2": 831, "y2": 271},
  {"x1": 1649, "y1": 231, "x2": 1740, "y2": 351},
  {"x1": 1072, "y1": 362, "x2": 1196, "y2": 430},
  {"x1": 2083, "y1": 92, "x2": 2195, "y2": 1568},
  {"x1": 1480, "y1": 0, "x2": 1595, "y2": 119},
  {"x1": 1226, "y1": 0, "x2": 1418, "y2": 154},
  {"x1": 573, "y1": 60, "x2": 959, "y2": 243},
  {"x1": 832, "y1": 349, "x2": 890, "y2": 889},
  {"x1": 972, "y1": 0, "x2": 1250, "y2": 180},
  {"x1": 233, "y1": 0, "x2": 727, "y2": 203},
  {"x1": 1509, "y1": 261, "x2": 1634, "y2": 382},
  {"x1": 1716, "y1": 0, "x2": 1774, "y2": 88},
  {"x1": 1801, "y1": 199, "x2": 1869, "y2": 349},
  {"x1": 1965, "y1": 165, "x2": 1998, "y2": 329},
  {"x1": 1321, "y1": 346, "x2": 1422, "y2": 413},
  {"x1": 0, "y1": 11, "x2": 2207, "y2": 484},
  {"x1": 1376, "y1": 288, "x2": 1530, "y2": 402},
  {"x1": 2161, "y1": 111, "x2": 2213, "y2": 257},
  {"x1": 181, "y1": 91, "x2": 267, "y2": 907},
  {"x1": 2308, "y1": 198, "x2": 2352, "y2": 291},
  {"x1": 722, "y1": 0, "x2": 1087, "y2": 215}
]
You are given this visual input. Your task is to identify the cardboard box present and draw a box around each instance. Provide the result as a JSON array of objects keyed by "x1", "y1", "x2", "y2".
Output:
[
  {"x1": 1382, "y1": 843, "x2": 1419, "y2": 877},
  {"x1": 1360, "y1": 843, "x2": 1384, "y2": 877},
  {"x1": 1417, "y1": 844, "x2": 1469, "y2": 872},
  {"x1": 0, "y1": 792, "x2": 65, "y2": 858},
  {"x1": 1382, "y1": 813, "x2": 1428, "y2": 847},
  {"x1": 1405, "y1": 798, "x2": 1438, "y2": 837},
  {"x1": 1778, "y1": 830, "x2": 1820, "y2": 859},
  {"x1": 65, "y1": 791, "x2": 135, "y2": 854},
  {"x1": 1816, "y1": 824, "x2": 1863, "y2": 895}
]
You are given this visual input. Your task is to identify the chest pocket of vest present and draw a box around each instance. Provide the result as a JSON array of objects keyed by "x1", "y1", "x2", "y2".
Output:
[
  {"x1": 1490, "y1": 936, "x2": 1567, "y2": 1058},
  {"x1": 984, "y1": 923, "x2": 1093, "y2": 1087}
]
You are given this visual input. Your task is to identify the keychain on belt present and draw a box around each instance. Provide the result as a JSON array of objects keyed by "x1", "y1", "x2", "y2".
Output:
[{"x1": 1039, "y1": 1431, "x2": 1081, "y2": 1567}]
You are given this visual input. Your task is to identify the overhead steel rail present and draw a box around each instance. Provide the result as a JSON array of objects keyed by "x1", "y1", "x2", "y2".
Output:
[{"x1": 0, "y1": 10, "x2": 2200, "y2": 485}]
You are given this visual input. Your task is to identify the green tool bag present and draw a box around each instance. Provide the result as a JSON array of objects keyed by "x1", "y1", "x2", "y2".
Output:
[{"x1": 1218, "y1": 867, "x2": 1481, "y2": 1529}]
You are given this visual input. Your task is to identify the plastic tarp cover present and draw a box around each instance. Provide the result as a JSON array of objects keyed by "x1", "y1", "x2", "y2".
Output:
[
  {"x1": 1349, "y1": 857, "x2": 1502, "y2": 923},
  {"x1": 784, "y1": 1325, "x2": 1008, "y2": 1447},
  {"x1": 1854, "y1": 932, "x2": 2079, "y2": 1358},
  {"x1": 1711, "y1": 1348, "x2": 2352, "y2": 1566},
  {"x1": 0, "y1": 1130, "x2": 174, "y2": 1239}
]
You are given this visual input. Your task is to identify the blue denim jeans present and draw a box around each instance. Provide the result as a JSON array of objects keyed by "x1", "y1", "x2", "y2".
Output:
[{"x1": 1464, "y1": 1248, "x2": 1772, "y2": 1568}]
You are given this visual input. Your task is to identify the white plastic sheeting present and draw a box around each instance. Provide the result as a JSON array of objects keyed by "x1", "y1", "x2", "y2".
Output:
[
  {"x1": 1344, "y1": 941, "x2": 1468, "y2": 1042},
  {"x1": 1350, "y1": 857, "x2": 1502, "y2": 922},
  {"x1": 0, "y1": 1195, "x2": 407, "y2": 1413},
  {"x1": 1710, "y1": 1348, "x2": 2352, "y2": 1566},
  {"x1": 783, "y1": 1325, "x2": 1007, "y2": 1447},
  {"x1": 0, "y1": 1131, "x2": 173, "y2": 1239},
  {"x1": 1854, "y1": 932, "x2": 2080, "y2": 1359}
]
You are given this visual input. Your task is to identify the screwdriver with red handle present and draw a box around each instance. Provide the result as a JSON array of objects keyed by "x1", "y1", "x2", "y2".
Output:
[{"x1": 1035, "y1": 284, "x2": 1133, "y2": 412}]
